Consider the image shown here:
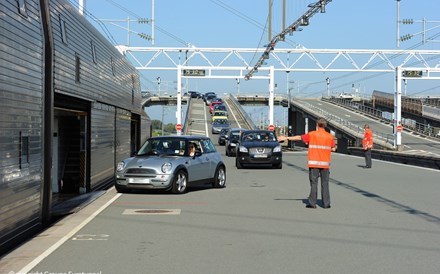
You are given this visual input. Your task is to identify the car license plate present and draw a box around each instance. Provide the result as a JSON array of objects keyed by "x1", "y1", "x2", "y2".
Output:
[
  {"x1": 253, "y1": 154, "x2": 267, "y2": 158},
  {"x1": 128, "y1": 178, "x2": 150, "y2": 184}
]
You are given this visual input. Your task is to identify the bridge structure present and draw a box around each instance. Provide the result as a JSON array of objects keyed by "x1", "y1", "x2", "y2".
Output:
[
  {"x1": 144, "y1": 91, "x2": 440, "y2": 169},
  {"x1": 118, "y1": 46, "x2": 440, "y2": 149},
  {"x1": 283, "y1": 97, "x2": 440, "y2": 169}
]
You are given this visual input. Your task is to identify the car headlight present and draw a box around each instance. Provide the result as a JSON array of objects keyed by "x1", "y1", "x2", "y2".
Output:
[
  {"x1": 116, "y1": 161, "x2": 126, "y2": 172},
  {"x1": 239, "y1": 146, "x2": 248, "y2": 153},
  {"x1": 161, "y1": 162, "x2": 172, "y2": 173},
  {"x1": 273, "y1": 145, "x2": 282, "y2": 153},
  {"x1": 230, "y1": 143, "x2": 236, "y2": 147}
]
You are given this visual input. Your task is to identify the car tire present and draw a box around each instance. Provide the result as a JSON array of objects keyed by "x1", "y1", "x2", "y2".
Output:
[
  {"x1": 213, "y1": 165, "x2": 226, "y2": 188},
  {"x1": 171, "y1": 170, "x2": 188, "y2": 194},
  {"x1": 273, "y1": 162, "x2": 282, "y2": 169},
  {"x1": 235, "y1": 158, "x2": 242, "y2": 169},
  {"x1": 115, "y1": 185, "x2": 129, "y2": 193}
]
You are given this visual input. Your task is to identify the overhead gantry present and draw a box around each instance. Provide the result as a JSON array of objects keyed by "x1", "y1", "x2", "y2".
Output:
[{"x1": 117, "y1": 45, "x2": 440, "y2": 148}]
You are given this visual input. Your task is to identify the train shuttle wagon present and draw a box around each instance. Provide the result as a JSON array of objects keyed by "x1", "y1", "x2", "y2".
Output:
[{"x1": 0, "y1": 0, "x2": 151, "y2": 253}]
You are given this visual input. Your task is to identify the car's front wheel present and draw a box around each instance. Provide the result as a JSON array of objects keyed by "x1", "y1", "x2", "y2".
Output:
[
  {"x1": 115, "y1": 185, "x2": 129, "y2": 193},
  {"x1": 235, "y1": 158, "x2": 242, "y2": 169},
  {"x1": 171, "y1": 170, "x2": 188, "y2": 194},
  {"x1": 213, "y1": 165, "x2": 226, "y2": 188}
]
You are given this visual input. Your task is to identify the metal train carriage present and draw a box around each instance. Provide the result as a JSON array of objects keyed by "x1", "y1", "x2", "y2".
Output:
[
  {"x1": 0, "y1": 0, "x2": 150, "y2": 253},
  {"x1": 372, "y1": 90, "x2": 423, "y2": 115}
]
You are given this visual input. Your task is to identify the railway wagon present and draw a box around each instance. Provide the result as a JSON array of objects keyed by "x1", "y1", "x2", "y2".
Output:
[
  {"x1": 372, "y1": 90, "x2": 423, "y2": 115},
  {"x1": 0, "y1": 0, "x2": 150, "y2": 253}
]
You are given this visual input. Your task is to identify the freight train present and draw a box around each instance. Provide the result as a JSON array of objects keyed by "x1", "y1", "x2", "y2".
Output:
[{"x1": 0, "y1": 0, "x2": 150, "y2": 253}]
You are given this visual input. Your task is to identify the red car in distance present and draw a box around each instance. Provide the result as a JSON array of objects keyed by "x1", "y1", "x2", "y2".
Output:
[{"x1": 209, "y1": 101, "x2": 223, "y2": 114}]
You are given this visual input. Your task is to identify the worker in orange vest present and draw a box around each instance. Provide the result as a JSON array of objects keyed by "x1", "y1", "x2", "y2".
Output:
[
  {"x1": 278, "y1": 118, "x2": 336, "y2": 209},
  {"x1": 362, "y1": 124, "x2": 373, "y2": 168}
]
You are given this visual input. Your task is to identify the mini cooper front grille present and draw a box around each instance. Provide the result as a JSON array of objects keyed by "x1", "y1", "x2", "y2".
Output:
[{"x1": 126, "y1": 168, "x2": 156, "y2": 175}]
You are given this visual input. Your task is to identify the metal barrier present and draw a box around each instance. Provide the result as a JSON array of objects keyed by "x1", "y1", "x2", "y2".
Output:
[
  {"x1": 325, "y1": 97, "x2": 440, "y2": 140},
  {"x1": 182, "y1": 97, "x2": 191, "y2": 135},
  {"x1": 226, "y1": 94, "x2": 258, "y2": 129}
]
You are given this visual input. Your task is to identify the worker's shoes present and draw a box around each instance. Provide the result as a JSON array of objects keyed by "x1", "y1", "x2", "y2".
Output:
[{"x1": 306, "y1": 204, "x2": 316, "y2": 209}]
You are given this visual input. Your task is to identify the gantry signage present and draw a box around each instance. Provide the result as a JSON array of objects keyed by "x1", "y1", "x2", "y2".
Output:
[
  {"x1": 183, "y1": 69, "x2": 205, "y2": 77},
  {"x1": 402, "y1": 70, "x2": 423, "y2": 78}
]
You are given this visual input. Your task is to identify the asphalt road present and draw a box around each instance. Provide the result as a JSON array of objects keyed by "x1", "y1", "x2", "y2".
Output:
[
  {"x1": 2, "y1": 97, "x2": 439, "y2": 274},
  {"x1": 2, "y1": 148, "x2": 440, "y2": 274}
]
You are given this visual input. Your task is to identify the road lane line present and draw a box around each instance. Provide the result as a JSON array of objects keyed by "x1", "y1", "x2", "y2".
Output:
[
  {"x1": 19, "y1": 193, "x2": 122, "y2": 274},
  {"x1": 203, "y1": 102, "x2": 209, "y2": 136},
  {"x1": 224, "y1": 99, "x2": 242, "y2": 128}
]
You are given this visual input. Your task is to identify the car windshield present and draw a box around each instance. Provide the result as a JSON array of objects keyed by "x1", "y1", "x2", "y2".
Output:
[
  {"x1": 230, "y1": 131, "x2": 241, "y2": 140},
  {"x1": 213, "y1": 119, "x2": 228, "y2": 125},
  {"x1": 215, "y1": 105, "x2": 226, "y2": 111},
  {"x1": 137, "y1": 139, "x2": 187, "y2": 156},
  {"x1": 242, "y1": 131, "x2": 277, "y2": 142}
]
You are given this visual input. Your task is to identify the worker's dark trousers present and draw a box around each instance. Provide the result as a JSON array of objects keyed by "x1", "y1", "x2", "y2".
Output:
[
  {"x1": 364, "y1": 149, "x2": 372, "y2": 168},
  {"x1": 309, "y1": 168, "x2": 330, "y2": 207}
]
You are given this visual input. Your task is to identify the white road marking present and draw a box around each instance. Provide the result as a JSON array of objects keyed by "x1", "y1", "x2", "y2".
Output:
[
  {"x1": 224, "y1": 99, "x2": 242, "y2": 128},
  {"x1": 72, "y1": 234, "x2": 110, "y2": 241},
  {"x1": 203, "y1": 103, "x2": 209, "y2": 136},
  {"x1": 19, "y1": 194, "x2": 122, "y2": 273}
]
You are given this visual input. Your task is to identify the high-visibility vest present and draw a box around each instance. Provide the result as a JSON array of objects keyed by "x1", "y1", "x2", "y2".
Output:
[
  {"x1": 305, "y1": 128, "x2": 334, "y2": 169},
  {"x1": 362, "y1": 129, "x2": 373, "y2": 149}
]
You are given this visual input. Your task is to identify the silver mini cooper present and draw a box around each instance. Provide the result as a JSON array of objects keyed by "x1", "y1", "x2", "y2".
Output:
[{"x1": 115, "y1": 135, "x2": 226, "y2": 194}]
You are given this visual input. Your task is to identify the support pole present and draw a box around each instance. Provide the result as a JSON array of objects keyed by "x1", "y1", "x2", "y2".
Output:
[
  {"x1": 79, "y1": 0, "x2": 84, "y2": 15},
  {"x1": 395, "y1": 66, "x2": 402, "y2": 150},
  {"x1": 268, "y1": 66, "x2": 275, "y2": 128},
  {"x1": 177, "y1": 65, "x2": 182, "y2": 135},
  {"x1": 396, "y1": 0, "x2": 401, "y2": 47}
]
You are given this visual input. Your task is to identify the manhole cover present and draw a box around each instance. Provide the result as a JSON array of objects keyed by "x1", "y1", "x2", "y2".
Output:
[{"x1": 123, "y1": 209, "x2": 181, "y2": 215}]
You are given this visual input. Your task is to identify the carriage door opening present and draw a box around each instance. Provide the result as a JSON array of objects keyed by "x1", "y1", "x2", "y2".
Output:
[
  {"x1": 52, "y1": 117, "x2": 59, "y2": 193},
  {"x1": 79, "y1": 113, "x2": 87, "y2": 193},
  {"x1": 53, "y1": 108, "x2": 88, "y2": 195}
]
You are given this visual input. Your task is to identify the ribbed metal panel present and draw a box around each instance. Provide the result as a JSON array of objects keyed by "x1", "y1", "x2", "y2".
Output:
[
  {"x1": 141, "y1": 112, "x2": 152, "y2": 143},
  {"x1": 116, "y1": 108, "x2": 131, "y2": 163},
  {"x1": 90, "y1": 102, "x2": 115, "y2": 189},
  {"x1": 1, "y1": 0, "x2": 150, "y2": 252},
  {"x1": 49, "y1": 0, "x2": 142, "y2": 112},
  {"x1": 0, "y1": 0, "x2": 44, "y2": 247}
]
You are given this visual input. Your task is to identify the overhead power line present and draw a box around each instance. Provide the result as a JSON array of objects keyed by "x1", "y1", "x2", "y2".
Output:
[{"x1": 245, "y1": 0, "x2": 332, "y2": 80}]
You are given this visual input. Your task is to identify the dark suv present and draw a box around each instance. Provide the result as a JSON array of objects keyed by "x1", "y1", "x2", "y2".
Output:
[
  {"x1": 218, "y1": 128, "x2": 230, "y2": 145},
  {"x1": 235, "y1": 130, "x2": 282, "y2": 169},
  {"x1": 225, "y1": 128, "x2": 246, "y2": 156}
]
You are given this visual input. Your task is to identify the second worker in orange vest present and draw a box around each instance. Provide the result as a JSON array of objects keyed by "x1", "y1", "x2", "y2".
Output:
[
  {"x1": 362, "y1": 124, "x2": 373, "y2": 168},
  {"x1": 278, "y1": 118, "x2": 336, "y2": 209}
]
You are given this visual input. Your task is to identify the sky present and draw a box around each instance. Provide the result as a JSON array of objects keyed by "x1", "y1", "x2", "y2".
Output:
[{"x1": 71, "y1": 0, "x2": 440, "y2": 122}]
